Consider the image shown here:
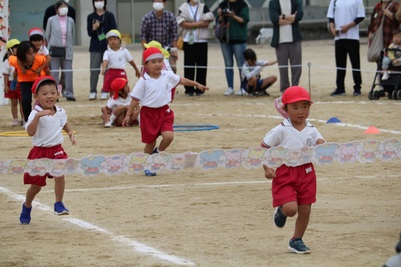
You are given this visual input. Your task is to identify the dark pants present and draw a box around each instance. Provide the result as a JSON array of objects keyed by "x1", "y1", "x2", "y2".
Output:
[
  {"x1": 183, "y1": 42, "x2": 208, "y2": 95},
  {"x1": 19, "y1": 82, "x2": 34, "y2": 122},
  {"x1": 335, "y1": 39, "x2": 362, "y2": 92}
]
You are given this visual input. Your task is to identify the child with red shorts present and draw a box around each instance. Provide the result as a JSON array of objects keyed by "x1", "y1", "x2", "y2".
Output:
[
  {"x1": 20, "y1": 76, "x2": 77, "y2": 224},
  {"x1": 261, "y1": 86, "x2": 325, "y2": 254},
  {"x1": 101, "y1": 77, "x2": 139, "y2": 128},
  {"x1": 2, "y1": 39, "x2": 23, "y2": 126},
  {"x1": 122, "y1": 47, "x2": 208, "y2": 176},
  {"x1": 100, "y1": 29, "x2": 141, "y2": 100}
]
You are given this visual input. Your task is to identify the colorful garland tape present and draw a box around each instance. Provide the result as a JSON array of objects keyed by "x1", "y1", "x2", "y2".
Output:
[{"x1": 1, "y1": 139, "x2": 400, "y2": 176}]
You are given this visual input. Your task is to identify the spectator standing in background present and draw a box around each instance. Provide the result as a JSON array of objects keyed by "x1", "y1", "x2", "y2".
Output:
[
  {"x1": 87, "y1": 0, "x2": 117, "y2": 100},
  {"x1": 140, "y1": 0, "x2": 179, "y2": 74},
  {"x1": 43, "y1": 0, "x2": 76, "y2": 30},
  {"x1": 269, "y1": 0, "x2": 303, "y2": 93}
]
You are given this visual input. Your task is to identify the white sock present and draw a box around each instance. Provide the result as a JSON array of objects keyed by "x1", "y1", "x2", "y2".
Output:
[{"x1": 109, "y1": 114, "x2": 117, "y2": 123}]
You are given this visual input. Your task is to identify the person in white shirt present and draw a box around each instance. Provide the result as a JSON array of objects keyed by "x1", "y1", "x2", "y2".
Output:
[
  {"x1": 327, "y1": 0, "x2": 365, "y2": 96},
  {"x1": 122, "y1": 47, "x2": 208, "y2": 176}
]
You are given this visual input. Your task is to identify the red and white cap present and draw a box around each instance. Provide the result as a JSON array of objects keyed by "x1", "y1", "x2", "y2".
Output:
[
  {"x1": 31, "y1": 76, "x2": 57, "y2": 94},
  {"x1": 28, "y1": 28, "x2": 44, "y2": 38},
  {"x1": 111, "y1": 78, "x2": 128, "y2": 99},
  {"x1": 282, "y1": 86, "x2": 313, "y2": 105},
  {"x1": 142, "y1": 47, "x2": 164, "y2": 63}
]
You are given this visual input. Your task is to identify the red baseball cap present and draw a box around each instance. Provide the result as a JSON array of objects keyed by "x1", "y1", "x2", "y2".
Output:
[
  {"x1": 282, "y1": 86, "x2": 313, "y2": 105},
  {"x1": 143, "y1": 47, "x2": 164, "y2": 63},
  {"x1": 28, "y1": 27, "x2": 44, "y2": 38},
  {"x1": 111, "y1": 78, "x2": 128, "y2": 99},
  {"x1": 31, "y1": 76, "x2": 57, "y2": 94}
]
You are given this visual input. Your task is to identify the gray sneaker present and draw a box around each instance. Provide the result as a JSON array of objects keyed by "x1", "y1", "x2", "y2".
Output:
[
  {"x1": 288, "y1": 238, "x2": 311, "y2": 254},
  {"x1": 273, "y1": 206, "x2": 287, "y2": 228}
]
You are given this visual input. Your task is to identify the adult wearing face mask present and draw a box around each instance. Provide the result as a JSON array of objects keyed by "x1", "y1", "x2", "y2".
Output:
[
  {"x1": 45, "y1": 0, "x2": 76, "y2": 101},
  {"x1": 43, "y1": 0, "x2": 76, "y2": 30},
  {"x1": 87, "y1": 0, "x2": 117, "y2": 100},
  {"x1": 140, "y1": 0, "x2": 179, "y2": 73}
]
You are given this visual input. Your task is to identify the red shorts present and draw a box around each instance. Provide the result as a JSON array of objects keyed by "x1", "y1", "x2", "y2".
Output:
[
  {"x1": 24, "y1": 144, "x2": 68, "y2": 186},
  {"x1": 4, "y1": 81, "x2": 22, "y2": 100},
  {"x1": 272, "y1": 163, "x2": 316, "y2": 207},
  {"x1": 140, "y1": 105, "x2": 174, "y2": 144},
  {"x1": 103, "y1": 69, "x2": 127, "y2": 93}
]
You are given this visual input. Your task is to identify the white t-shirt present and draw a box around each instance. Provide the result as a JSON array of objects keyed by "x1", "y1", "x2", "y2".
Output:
[
  {"x1": 241, "y1": 60, "x2": 268, "y2": 80},
  {"x1": 327, "y1": 0, "x2": 365, "y2": 41},
  {"x1": 26, "y1": 105, "x2": 67, "y2": 147},
  {"x1": 279, "y1": 0, "x2": 293, "y2": 43},
  {"x1": 106, "y1": 96, "x2": 131, "y2": 110},
  {"x1": 262, "y1": 119, "x2": 324, "y2": 154},
  {"x1": 103, "y1": 47, "x2": 134, "y2": 69},
  {"x1": 130, "y1": 70, "x2": 180, "y2": 108},
  {"x1": 38, "y1": 45, "x2": 49, "y2": 56},
  {"x1": 2, "y1": 59, "x2": 16, "y2": 81}
]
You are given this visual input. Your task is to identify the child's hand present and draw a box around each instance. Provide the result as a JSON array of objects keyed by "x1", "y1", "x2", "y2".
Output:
[
  {"x1": 263, "y1": 164, "x2": 276, "y2": 179},
  {"x1": 101, "y1": 69, "x2": 105, "y2": 75},
  {"x1": 68, "y1": 131, "x2": 77, "y2": 145},
  {"x1": 198, "y1": 84, "x2": 209, "y2": 92},
  {"x1": 122, "y1": 116, "x2": 130, "y2": 127},
  {"x1": 4, "y1": 85, "x2": 10, "y2": 94},
  {"x1": 135, "y1": 70, "x2": 141, "y2": 78},
  {"x1": 38, "y1": 110, "x2": 53, "y2": 117}
]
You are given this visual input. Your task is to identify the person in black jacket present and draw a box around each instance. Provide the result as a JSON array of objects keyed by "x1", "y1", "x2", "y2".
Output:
[{"x1": 87, "y1": 0, "x2": 117, "y2": 100}]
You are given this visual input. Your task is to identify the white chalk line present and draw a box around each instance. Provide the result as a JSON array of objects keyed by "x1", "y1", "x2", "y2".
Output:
[{"x1": 0, "y1": 185, "x2": 195, "y2": 266}]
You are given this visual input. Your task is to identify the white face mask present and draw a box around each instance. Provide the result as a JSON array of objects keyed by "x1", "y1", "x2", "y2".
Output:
[
  {"x1": 94, "y1": 1, "x2": 105, "y2": 10},
  {"x1": 153, "y1": 2, "x2": 164, "y2": 11},
  {"x1": 59, "y1": 7, "x2": 68, "y2": 16}
]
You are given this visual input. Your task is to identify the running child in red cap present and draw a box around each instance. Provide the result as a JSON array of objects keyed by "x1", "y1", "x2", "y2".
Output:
[
  {"x1": 261, "y1": 86, "x2": 325, "y2": 254},
  {"x1": 19, "y1": 76, "x2": 76, "y2": 224},
  {"x1": 101, "y1": 77, "x2": 139, "y2": 127},
  {"x1": 122, "y1": 47, "x2": 208, "y2": 176}
]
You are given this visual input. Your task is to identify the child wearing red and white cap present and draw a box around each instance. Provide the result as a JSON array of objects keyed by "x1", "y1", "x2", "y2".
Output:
[
  {"x1": 261, "y1": 86, "x2": 325, "y2": 254},
  {"x1": 19, "y1": 76, "x2": 76, "y2": 225},
  {"x1": 122, "y1": 47, "x2": 208, "y2": 176},
  {"x1": 101, "y1": 77, "x2": 139, "y2": 128}
]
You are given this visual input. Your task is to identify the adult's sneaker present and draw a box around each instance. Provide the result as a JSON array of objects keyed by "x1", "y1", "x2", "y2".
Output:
[
  {"x1": 273, "y1": 206, "x2": 287, "y2": 228},
  {"x1": 224, "y1": 87, "x2": 234, "y2": 96},
  {"x1": 100, "y1": 92, "x2": 109, "y2": 100},
  {"x1": 54, "y1": 202, "x2": 69, "y2": 215},
  {"x1": 353, "y1": 90, "x2": 361, "y2": 96},
  {"x1": 89, "y1": 93, "x2": 97, "y2": 100},
  {"x1": 330, "y1": 89, "x2": 345, "y2": 96},
  {"x1": 288, "y1": 238, "x2": 311, "y2": 254},
  {"x1": 104, "y1": 121, "x2": 112, "y2": 128},
  {"x1": 20, "y1": 203, "x2": 32, "y2": 224},
  {"x1": 236, "y1": 88, "x2": 248, "y2": 96}
]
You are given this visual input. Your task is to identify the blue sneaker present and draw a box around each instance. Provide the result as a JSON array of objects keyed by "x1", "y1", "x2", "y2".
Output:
[
  {"x1": 288, "y1": 238, "x2": 311, "y2": 254},
  {"x1": 54, "y1": 202, "x2": 69, "y2": 215},
  {"x1": 144, "y1": 170, "x2": 156, "y2": 176},
  {"x1": 273, "y1": 206, "x2": 287, "y2": 228},
  {"x1": 20, "y1": 203, "x2": 32, "y2": 224}
]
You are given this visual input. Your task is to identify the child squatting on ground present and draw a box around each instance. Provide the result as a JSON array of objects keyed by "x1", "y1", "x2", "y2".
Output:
[
  {"x1": 241, "y1": 48, "x2": 277, "y2": 96},
  {"x1": 20, "y1": 76, "x2": 77, "y2": 224},
  {"x1": 101, "y1": 77, "x2": 139, "y2": 128},
  {"x1": 122, "y1": 47, "x2": 209, "y2": 176},
  {"x1": 261, "y1": 86, "x2": 325, "y2": 254},
  {"x1": 2, "y1": 39, "x2": 24, "y2": 127}
]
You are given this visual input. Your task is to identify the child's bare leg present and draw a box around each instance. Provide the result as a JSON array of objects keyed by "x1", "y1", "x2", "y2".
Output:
[
  {"x1": 53, "y1": 176, "x2": 65, "y2": 203},
  {"x1": 19, "y1": 100, "x2": 24, "y2": 121},
  {"x1": 261, "y1": 75, "x2": 277, "y2": 89},
  {"x1": 281, "y1": 201, "x2": 298, "y2": 217},
  {"x1": 159, "y1": 131, "x2": 174, "y2": 151},
  {"x1": 101, "y1": 107, "x2": 110, "y2": 124},
  {"x1": 144, "y1": 140, "x2": 157, "y2": 154},
  {"x1": 248, "y1": 77, "x2": 257, "y2": 87},
  {"x1": 293, "y1": 204, "x2": 311, "y2": 239},
  {"x1": 10, "y1": 99, "x2": 18, "y2": 119},
  {"x1": 25, "y1": 184, "x2": 42, "y2": 207}
]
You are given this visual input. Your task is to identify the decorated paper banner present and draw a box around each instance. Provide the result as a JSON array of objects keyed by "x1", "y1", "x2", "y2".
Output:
[{"x1": 0, "y1": 139, "x2": 400, "y2": 176}]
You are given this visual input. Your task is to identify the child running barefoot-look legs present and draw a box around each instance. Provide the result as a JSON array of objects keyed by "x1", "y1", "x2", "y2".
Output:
[
  {"x1": 122, "y1": 47, "x2": 208, "y2": 176},
  {"x1": 261, "y1": 86, "x2": 326, "y2": 254}
]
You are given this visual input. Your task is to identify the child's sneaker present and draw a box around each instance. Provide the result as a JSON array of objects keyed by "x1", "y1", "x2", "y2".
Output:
[
  {"x1": 144, "y1": 170, "x2": 156, "y2": 176},
  {"x1": 273, "y1": 206, "x2": 287, "y2": 228},
  {"x1": 104, "y1": 121, "x2": 112, "y2": 128},
  {"x1": 224, "y1": 87, "x2": 234, "y2": 96},
  {"x1": 12, "y1": 119, "x2": 19, "y2": 127},
  {"x1": 288, "y1": 238, "x2": 311, "y2": 254},
  {"x1": 54, "y1": 202, "x2": 69, "y2": 215},
  {"x1": 20, "y1": 203, "x2": 32, "y2": 224},
  {"x1": 382, "y1": 71, "x2": 389, "y2": 80}
]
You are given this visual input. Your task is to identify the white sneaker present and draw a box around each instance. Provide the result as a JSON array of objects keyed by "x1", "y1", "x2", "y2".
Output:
[
  {"x1": 104, "y1": 121, "x2": 112, "y2": 128},
  {"x1": 100, "y1": 92, "x2": 109, "y2": 100},
  {"x1": 236, "y1": 88, "x2": 248, "y2": 96},
  {"x1": 224, "y1": 87, "x2": 234, "y2": 96},
  {"x1": 89, "y1": 93, "x2": 97, "y2": 100},
  {"x1": 382, "y1": 72, "x2": 389, "y2": 80}
]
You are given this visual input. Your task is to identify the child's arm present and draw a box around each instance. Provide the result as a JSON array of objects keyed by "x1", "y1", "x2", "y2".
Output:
[
  {"x1": 316, "y1": 138, "x2": 325, "y2": 145},
  {"x1": 101, "y1": 60, "x2": 108, "y2": 76},
  {"x1": 62, "y1": 122, "x2": 77, "y2": 145},
  {"x1": 129, "y1": 60, "x2": 141, "y2": 78},
  {"x1": 35, "y1": 55, "x2": 51, "y2": 74},
  {"x1": 3, "y1": 74, "x2": 10, "y2": 94},
  {"x1": 17, "y1": 59, "x2": 26, "y2": 74},
  {"x1": 179, "y1": 78, "x2": 209, "y2": 92},
  {"x1": 101, "y1": 106, "x2": 112, "y2": 123},
  {"x1": 264, "y1": 60, "x2": 278, "y2": 66},
  {"x1": 122, "y1": 98, "x2": 140, "y2": 127},
  {"x1": 26, "y1": 110, "x2": 53, "y2": 136}
]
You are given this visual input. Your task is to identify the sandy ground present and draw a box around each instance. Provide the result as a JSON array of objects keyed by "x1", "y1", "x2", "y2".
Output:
[{"x1": 0, "y1": 38, "x2": 400, "y2": 267}]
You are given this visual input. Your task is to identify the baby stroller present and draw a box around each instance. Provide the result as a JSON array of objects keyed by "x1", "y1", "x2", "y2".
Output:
[{"x1": 369, "y1": 47, "x2": 401, "y2": 100}]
